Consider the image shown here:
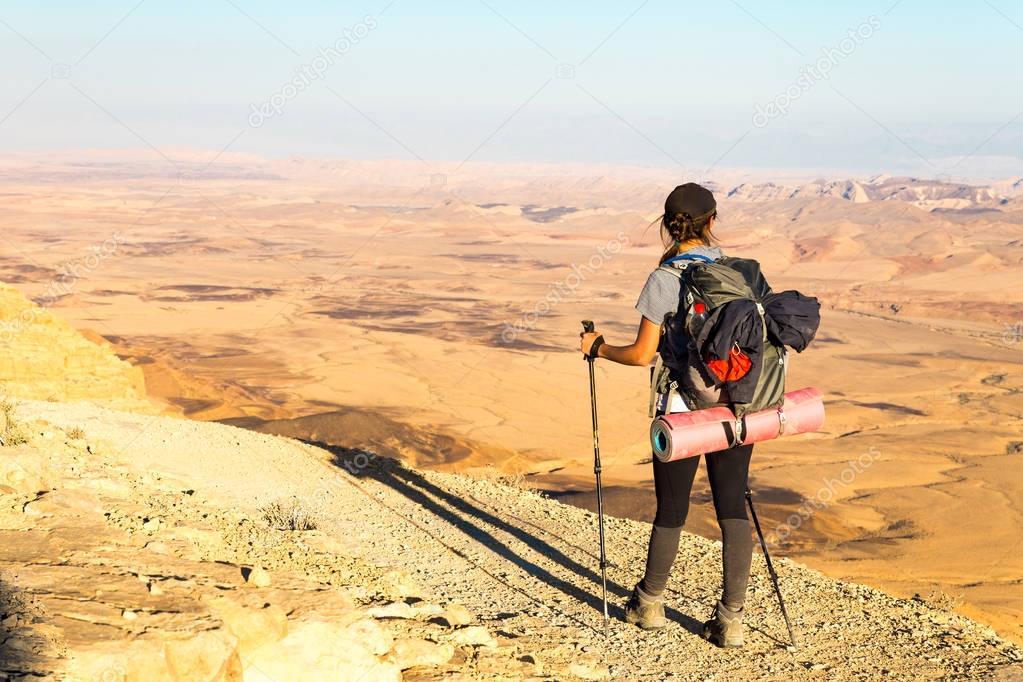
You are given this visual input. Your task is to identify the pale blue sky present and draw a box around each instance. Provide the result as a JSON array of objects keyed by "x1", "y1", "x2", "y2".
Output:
[{"x1": 1, "y1": 1, "x2": 1021, "y2": 176}]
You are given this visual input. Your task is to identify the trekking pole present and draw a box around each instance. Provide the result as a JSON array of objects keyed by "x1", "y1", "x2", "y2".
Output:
[
  {"x1": 581, "y1": 320, "x2": 610, "y2": 633},
  {"x1": 745, "y1": 485, "x2": 799, "y2": 649}
]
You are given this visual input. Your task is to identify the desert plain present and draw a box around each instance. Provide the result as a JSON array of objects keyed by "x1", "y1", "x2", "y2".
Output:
[{"x1": 1, "y1": 151, "x2": 1022, "y2": 644}]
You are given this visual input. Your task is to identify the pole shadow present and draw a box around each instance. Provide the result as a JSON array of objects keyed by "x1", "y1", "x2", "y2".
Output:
[{"x1": 321, "y1": 442, "x2": 706, "y2": 636}]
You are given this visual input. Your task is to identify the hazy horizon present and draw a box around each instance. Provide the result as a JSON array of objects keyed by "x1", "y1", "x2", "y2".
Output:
[{"x1": 1, "y1": 1, "x2": 1021, "y2": 178}]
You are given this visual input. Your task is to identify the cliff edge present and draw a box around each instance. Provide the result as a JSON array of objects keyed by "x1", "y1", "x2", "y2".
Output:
[
  {"x1": 0, "y1": 397, "x2": 1021, "y2": 681},
  {"x1": 0, "y1": 284, "x2": 149, "y2": 412}
]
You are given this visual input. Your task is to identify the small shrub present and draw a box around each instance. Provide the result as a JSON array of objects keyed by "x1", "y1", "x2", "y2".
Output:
[
  {"x1": 0, "y1": 399, "x2": 27, "y2": 447},
  {"x1": 495, "y1": 472, "x2": 528, "y2": 489},
  {"x1": 66, "y1": 426, "x2": 86, "y2": 440},
  {"x1": 261, "y1": 498, "x2": 318, "y2": 531},
  {"x1": 469, "y1": 465, "x2": 531, "y2": 490},
  {"x1": 924, "y1": 589, "x2": 963, "y2": 611}
]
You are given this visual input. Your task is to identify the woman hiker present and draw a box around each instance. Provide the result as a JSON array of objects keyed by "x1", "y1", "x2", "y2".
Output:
[{"x1": 578, "y1": 182, "x2": 756, "y2": 648}]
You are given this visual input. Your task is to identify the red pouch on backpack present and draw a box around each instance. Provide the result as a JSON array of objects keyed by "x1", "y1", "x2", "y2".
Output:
[{"x1": 705, "y1": 344, "x2": 752, "y2": 383}]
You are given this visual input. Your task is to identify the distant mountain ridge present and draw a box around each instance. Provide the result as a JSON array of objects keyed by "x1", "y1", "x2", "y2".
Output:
[
  {"x1": 1, "y1": 153, "x2": 1019, "y2": 215},
  {"x1": 721, "y1": 175, "x2": 1022, "y2": 210}
]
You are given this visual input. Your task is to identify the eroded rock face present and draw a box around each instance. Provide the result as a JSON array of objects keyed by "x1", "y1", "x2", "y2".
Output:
[
  {"x1": 0, "y1": 416, "x2": 484, "y2": 681},
  {"x1": 71, "y1": 632, "x2": 245, "y2": 682},
  {"x1": 246, "y1": 619, "x2": 401, "y2": 682},
  {"x1": 0, "y1": 283, "x2": 148, "y2": 409},
  {"x1": 387, "y1": 637, "x2": 455, "y2": 670},
  {"x1": 0, "y1": 445, "x2": 52, "y2": 494}
]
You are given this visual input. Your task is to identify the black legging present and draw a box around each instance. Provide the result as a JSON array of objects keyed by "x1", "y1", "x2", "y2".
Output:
[
  {"x1": 652, "y1": 442, "x2": 753, "y2": 527},
  {"x1": 639, "y1": 442, "x2": 755, "y2": 608}
]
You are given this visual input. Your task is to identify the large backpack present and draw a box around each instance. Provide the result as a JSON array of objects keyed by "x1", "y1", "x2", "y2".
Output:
[{"x1": 650, "y1": 254, "x2": 787, "y2": 419}]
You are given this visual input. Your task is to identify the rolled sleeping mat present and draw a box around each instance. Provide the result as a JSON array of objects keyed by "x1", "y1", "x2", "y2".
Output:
[
  {"x1": 650, "y1": 405, "x2": 735, "y2": 462},
  {"x1": 650, "y1": 387, "x2": 825, "y2": 463}
]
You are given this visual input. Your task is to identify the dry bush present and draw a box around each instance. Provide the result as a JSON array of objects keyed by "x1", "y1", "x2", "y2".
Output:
[
  {"x1": 66, "y1": 426, "x2": 86, "y2": 440},
  {"x1": 495, "y1": 472, "x2": 528, "y2": 489},
  {"x1": 261, "y1": 497, "x2": 318, "y2": 531},
  {"x1": 923, "y1": 589, "x2": 963, "y2": 611},
  {"x1": 467, "y1": 465, "x2": 533, "y2": 491},
  {"x1": 0, "y1": 399, "x2": 27, "y2": 447}
]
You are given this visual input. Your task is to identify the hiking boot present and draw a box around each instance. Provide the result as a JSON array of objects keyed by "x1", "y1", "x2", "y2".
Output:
[
  {"x1": 702, "y1": 601, "x2": 744, "y2": 647},
  {"x1": 624, "y1": 584, "x2": 667, "y2": 630}
]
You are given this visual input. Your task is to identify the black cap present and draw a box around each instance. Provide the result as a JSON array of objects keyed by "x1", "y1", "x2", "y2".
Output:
[{"x1": 664, "y1": 183, "x2": 716, "y2": 220}]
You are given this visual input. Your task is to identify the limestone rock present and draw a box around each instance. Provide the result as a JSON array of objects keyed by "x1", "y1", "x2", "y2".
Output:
[
  {"x1": 23, "y1": 488, "x2": 104, "y2": 519},
  {"x1": 0, "y1": 445, "x2": 51, "y2": 494},
  {"x1": 71, "y1": 639, "x2": 174, "y2": 681},
  {"x1": 340, "y1": 617, "x2": 393, "y2": 656},
  {"x1": 441, "y1": 602, "x2": 473, "y2": 627},
  {"x1": 368, "y1": 601, "x2": 416, "y2": 619},
  {"x1": 446, "y1": 625, "x2": 497, "y2": 648},
  {"x1": 207, "y1": 597, "x2": 288, "y2": 661},
  {"x1": 411, "y1": 602, "x2": 445, "y2": 618},
  {"x1": 380, "y1": 570, "x2": 424, "y2": 600},
  {"x1": 245, "y1": 619, "x2": 399, "y2": 682},
  {"x1": 70, "y1": 631, "x2": 242, "y2": 682},
  {"x1": 568, "y1": 661, "x2": 611, "y2": 680},
  {"x1": 164, "y1": 631, "x2": 243, "y2": 681},
  {"x1": 387, "y1": 637, "x2": 455, "y2": 670},
  {"x1": 244, "y1": 566, "x2": 272, "y2": 587}
]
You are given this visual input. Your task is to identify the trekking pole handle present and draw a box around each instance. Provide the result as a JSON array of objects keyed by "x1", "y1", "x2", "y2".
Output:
[
  {"x1": 581, "y1": 321, "x2": 601, "y2": 363},
  {"x1": 582, "y1": 320, "x2": 594, "y2": 362}
]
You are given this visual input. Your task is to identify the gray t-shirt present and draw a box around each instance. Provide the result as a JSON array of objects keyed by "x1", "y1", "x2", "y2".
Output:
[{"x1": 635, "y1": 246, "x2": 724, "y2": 324}]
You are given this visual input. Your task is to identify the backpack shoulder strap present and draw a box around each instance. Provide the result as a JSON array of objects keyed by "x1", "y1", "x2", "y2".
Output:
[
  {"x1": 657, "y1": 252, "x2": 714, "y2": 279},
  {"x1": 648, "y1": 354, "x2": 664, "y2": 418},
  {"x1": 664, "y1": 253, "x2": 715, "y2": 266}
]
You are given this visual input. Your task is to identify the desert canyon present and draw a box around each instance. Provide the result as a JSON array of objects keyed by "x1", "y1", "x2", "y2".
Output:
[{"x1": 1, "y1": 151, "x2": 1022, "y2": 679}]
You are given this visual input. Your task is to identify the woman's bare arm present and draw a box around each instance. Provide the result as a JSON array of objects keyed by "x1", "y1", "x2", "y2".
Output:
[{"x1": 580, "y1": 317, "x2": 661, "y2": 366}]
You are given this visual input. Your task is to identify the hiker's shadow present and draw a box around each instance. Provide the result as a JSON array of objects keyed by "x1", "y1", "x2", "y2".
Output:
[{"x1": 323, "y1": 443, "x2": 703, "y2": 636}]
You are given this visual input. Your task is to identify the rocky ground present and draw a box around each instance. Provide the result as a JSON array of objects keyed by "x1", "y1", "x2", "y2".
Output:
[{"x1": 1, "y1": 398, "x2": 1022, "y2": 681}]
